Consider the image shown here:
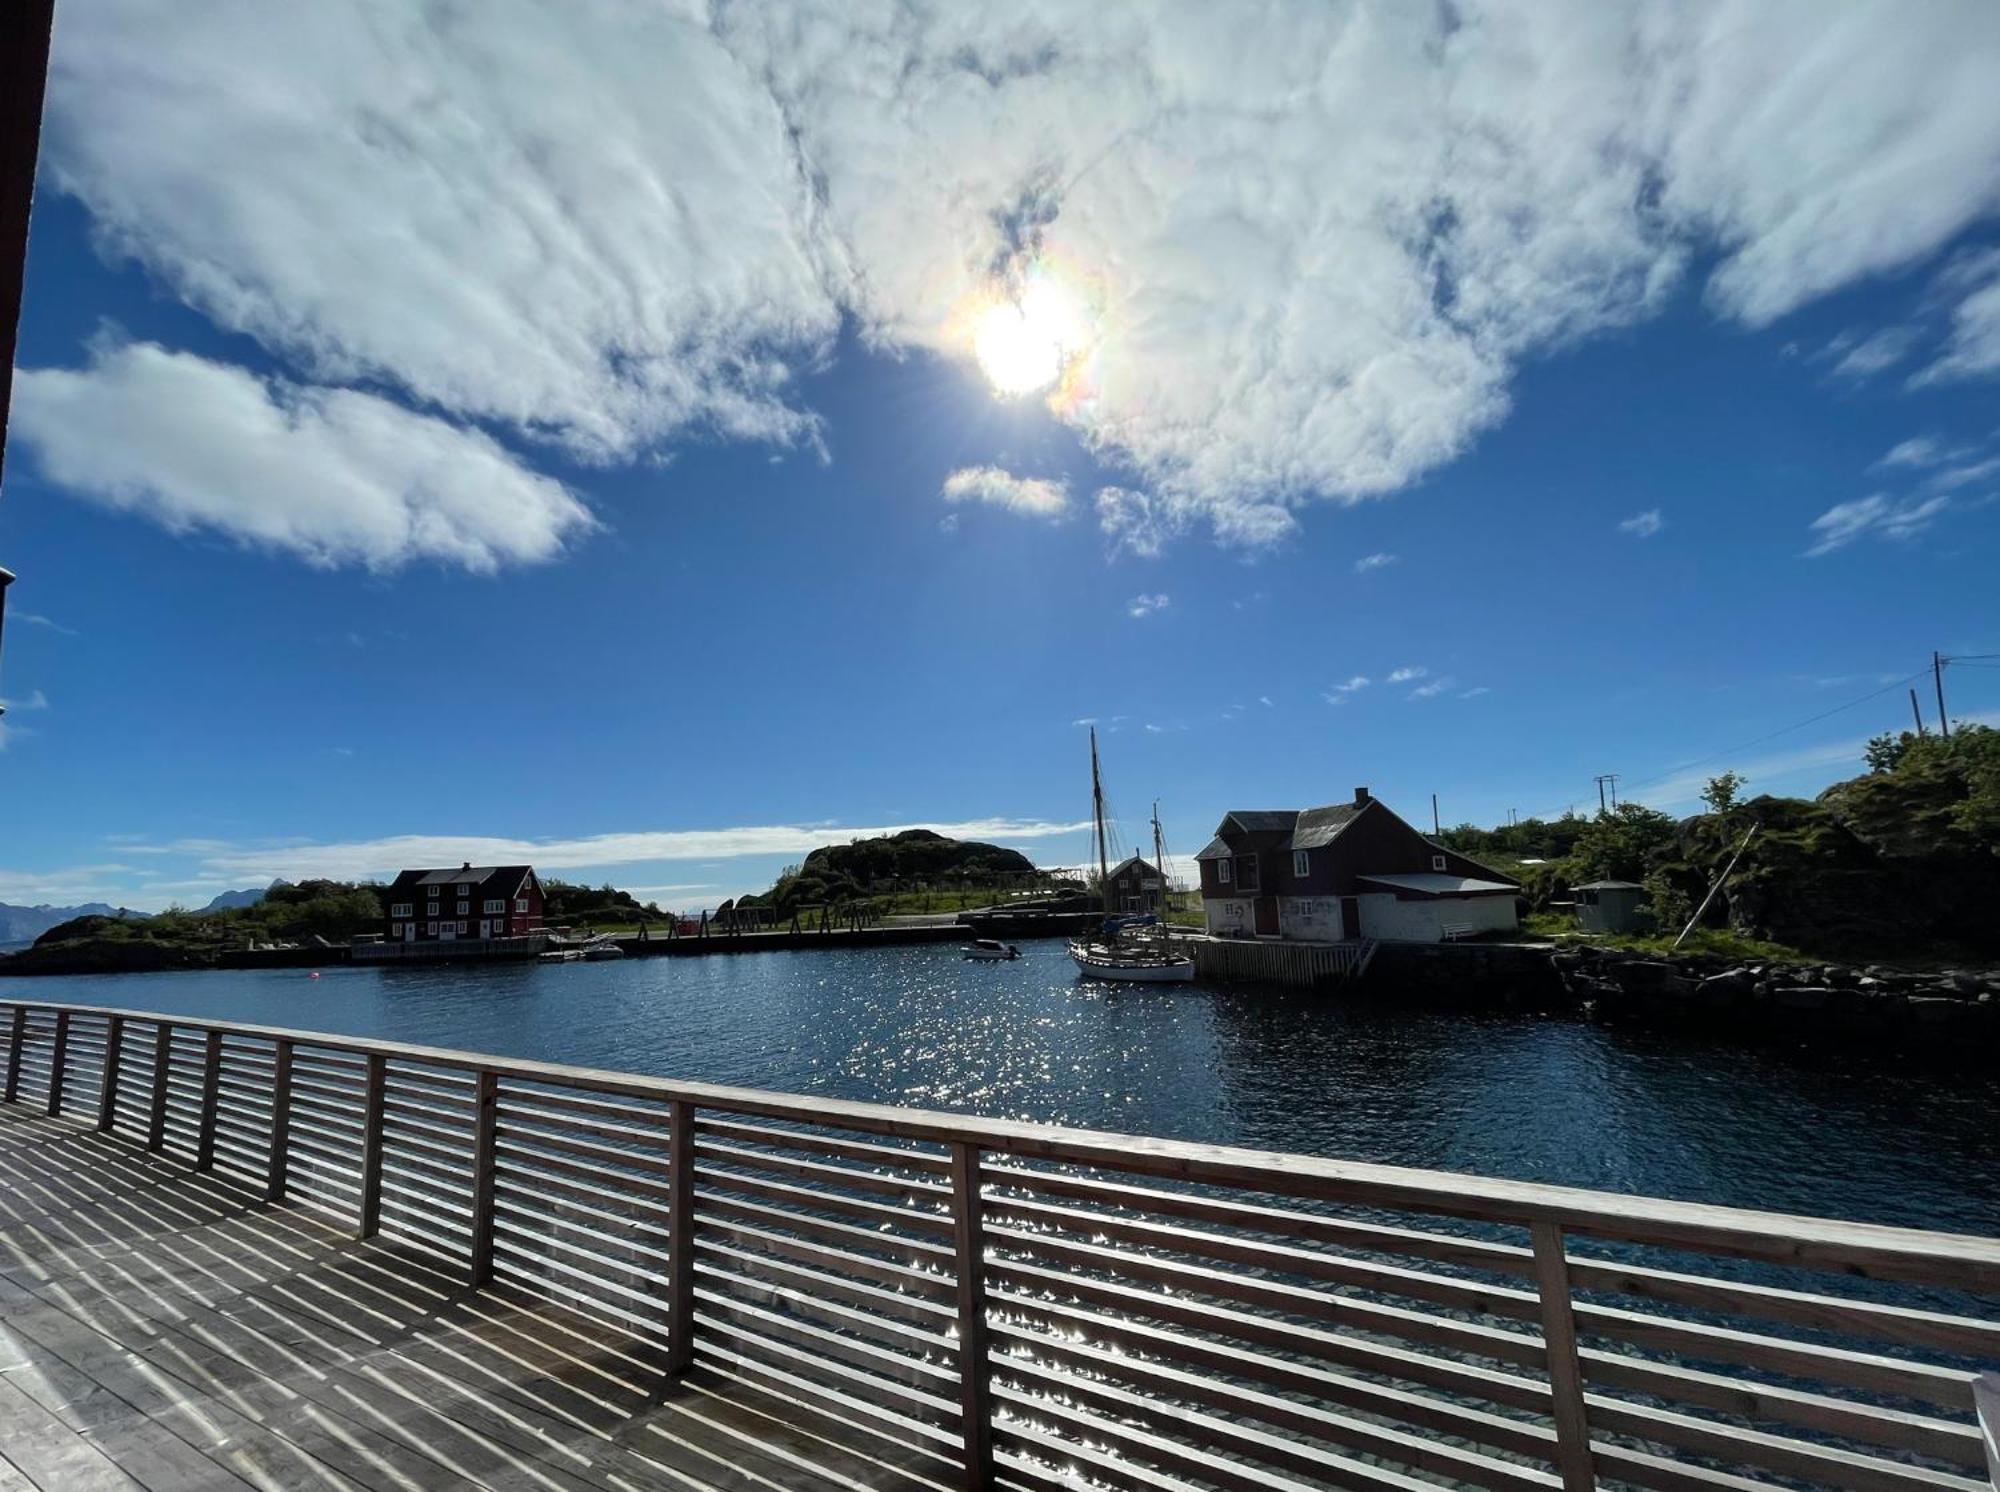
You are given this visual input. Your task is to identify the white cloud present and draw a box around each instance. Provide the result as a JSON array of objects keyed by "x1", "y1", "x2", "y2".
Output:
[
  {"x1": 1926, "y1": 456, "x2": 2000, "y2": 492},
  {"x1": 1913, "y1": 248, "x2": 2000, "y2": 386},
  {"x1": 0, "y1": 689, "x2": 50, "y2": 712},
  {"x1": 940, "y1": 466, "x2": 1070, "y2": 520},
  {"x1": 1876, "y1": 436, "x2": 1958, "y2": 470},
  {"x1": 1353, "y1": 552, "x2": 1399, "y2": 574},
  {"x1": 143, "y1": 817, "x2": 1095, "y2": 885},
  {"x1": 1324, "y1": 676, "x2": 1370, "y2": 705},
  {"x1": 13, "y1": 341, "x2": 595, "y2": 572},
  {"x1": 1461, "y1": 686, "x2": 1492, "y2": 699},
  {"x1": 1126, "y1": 593, "x2": 1170, "y2": 618},
  {"x1": 1258, "y1": 695, "x2": 1274, "y2": 707},
  {"x1": 1804, "y1": 493, "x2": 1952, "y2": 556},
  {"x1": 1387, "y1": 666, "x2": 1427, "y2": 684},
  {"x1": 1818, "y1": 326, "x2": 1919, "y2": 381},
  {"x1": 1618, "y1": 509, "x2": 1665, "y2": 538},
  {"x1": 41, "y1": 1, "x2": 2000, "y2": 553},
  {"x1": 1409, "y1": 676, "x2": 1456, "y2": 700},
  {"x1": 1095, "y1": 486, "x2": 1184, "y2": 559},
  {"x1": 9, "y1": 612, "x2": 76, "y2": 635}
]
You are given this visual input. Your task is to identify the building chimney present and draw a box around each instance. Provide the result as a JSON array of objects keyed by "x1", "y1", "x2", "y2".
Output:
[
  {"x1": 461, "y1": 860, "x2": 472, "y2": 871},
  {"x1": 1354, "y1": 787, "x2": 1371, "y2": 805}
]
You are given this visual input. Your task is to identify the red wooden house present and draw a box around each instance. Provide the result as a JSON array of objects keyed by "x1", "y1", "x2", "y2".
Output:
[{"x1": 383, "y1": 863, "x2": 544, "y2": 943}]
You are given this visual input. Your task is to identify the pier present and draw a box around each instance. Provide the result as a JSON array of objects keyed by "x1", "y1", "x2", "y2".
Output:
[{"x1": 3, "y1": 996, "x2": 1999, "y2": 1492}]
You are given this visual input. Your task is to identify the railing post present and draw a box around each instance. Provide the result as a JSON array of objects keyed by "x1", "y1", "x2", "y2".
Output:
[
  {"x1": 468, "y1": 1067, "x2": 499, "y2": 1284},
  {"x1": 950, "y1": 1141, "x2": 993, "y2": 1491},
  {"x1": 357, "y1": 1052, "x2": 387, "y2": 1237},
  {"x1": 1973, "y1": 1372, "x2": 1998, "y2": 1491},
  {"x1": 266, "y1": 1038, "x2": 293, "y2": 1202},
  {"x1": 194, "y1": 1029, "x2": 222, "y2": 1170},
  {"x1": 3, "y1": 1005, "x2": 24, "y2": 1103},
  {"x1": 45, "y1": 1008, "x2": 69, "y2": 1116},
  {"x1": 664, "y1": 1099, "x2": 697, "y2": 1375},
  {"x1": 96, "y1": 1015, "x2": 124, "y2": 1131},
  {"x1": 146, "y1": 1022, "x2": 171, "y2": 1150},
  {"x1": 1531, "y1": 1221, "x2": 1597, "y2": 1492}
]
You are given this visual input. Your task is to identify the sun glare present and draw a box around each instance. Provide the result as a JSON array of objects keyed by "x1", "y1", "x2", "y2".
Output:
[{"x1": 966, "y1": 268, "x2": 1094, "y2": 400}]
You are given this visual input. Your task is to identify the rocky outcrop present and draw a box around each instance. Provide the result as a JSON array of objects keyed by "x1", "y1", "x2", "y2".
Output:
[{"x1": 1551, "y1": 944, "x2": 1998, "y2": 1049}]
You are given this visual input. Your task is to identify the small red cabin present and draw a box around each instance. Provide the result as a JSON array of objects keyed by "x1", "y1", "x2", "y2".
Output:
[{"x1": 382, "y1": 863, "x2": 543, "y2": 943}]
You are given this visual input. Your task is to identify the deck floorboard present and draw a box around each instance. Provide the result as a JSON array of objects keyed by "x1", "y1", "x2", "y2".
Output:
[{"x1": 0, "y1": 1105, "x2": 949, "y2": 1491}]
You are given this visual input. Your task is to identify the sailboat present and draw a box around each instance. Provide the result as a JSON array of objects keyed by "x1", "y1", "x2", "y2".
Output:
[{"x1": 1067, "y1": 729, "x2": 1196, "y2": 983}]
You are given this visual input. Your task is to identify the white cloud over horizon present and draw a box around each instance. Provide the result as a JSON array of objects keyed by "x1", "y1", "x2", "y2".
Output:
[
  {"x1": 1353, "y1": 552, "x2": 1399, "y2": 574},
  {"x1": 30, "y1": 0, "x2": 2000, "y2": 560},
  {"x1": 14, "y1": 341, "x2": 595, "y2": 571},
  {"x1": 1804, "y1": 493, "x2": 1953, "y2": 556},
  {"x1": 1618, "y1": 509, "x2": 1665, "y2": 538},
  {"x1": 940, "y1": 466, "x2": 1071, "y2": 520}
]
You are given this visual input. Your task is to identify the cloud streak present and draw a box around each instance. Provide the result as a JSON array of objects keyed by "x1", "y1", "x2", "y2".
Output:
[{"x1": 940, "y1": 466, "x2": 1070, "y2": 520}]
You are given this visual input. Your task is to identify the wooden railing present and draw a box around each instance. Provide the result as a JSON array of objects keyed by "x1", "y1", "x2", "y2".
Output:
[{"x1": 4, "y1": 996, "x2": 1997, "y2": 1492}]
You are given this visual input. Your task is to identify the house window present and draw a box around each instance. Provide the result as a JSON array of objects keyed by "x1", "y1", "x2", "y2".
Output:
[
  {"x1": 484, "y1": 899, "x2": 504, "y2": 914},
  {"x1": 458, "y1": 921, "x2": 468, "y2": 934},
  {"x1": 390, "y1": 902, "x2": 411, "y2": 917},
  {"x1": 391, "y1": 923, "x2": 403, "y2": 937},
  {"x1": 456, "y1": 883, "x2": 470, "y2": 896},
  {"x1": 1236, "y1": 856, "x2": 1260, "y2": 892},
  {"x1": 457, "y1": 900, "x2": 469, "y2": 915},
  {"x1": 1292, "y1": 850, "x2": 1310, "y2": 878},
  {"x1": 1431, "y1": 854, "x2": 1447, "y2": 872},
  {"x1": 426, "y1": 921, "x2": 437, "y2": 935},
  {"x1": 1217, "y1": 859, "x2": 1232, "y2": 885},
  {"x1": 515, "y1": 897, "x2": 530, "y2": 912}
]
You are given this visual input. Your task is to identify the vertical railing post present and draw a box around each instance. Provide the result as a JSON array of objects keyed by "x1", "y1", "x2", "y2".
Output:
[
  {"x1": 1973, "y1": 1372, "x2": 1998, "y2": 1491},
  {"x1": 96, "y1": 1015, "x2": 124, "y2": 1131},
  {"x1": 1531, "y1": 1221, "x2": 1597, "y2": 1492},
  {"x1": 950, "y1": 1141, "x2": 993, "y2": 1491},
  {"x1": 468, "y1": 1067, "x2": 499, "y2": 1285},
  {"x1": 664, "y1": 1098, "x2": 697, "y2": 1375},
  {"x1": 194, "y1": 1029, "x2": 222, "y2": 1170},
  {"x1": 3, "y1": 1005, "x2": 25, "y2": 1103},
  {"x1": 357, "y1": 1052, "x2": 387, "y2": 1237},
  {"x1": 44, "y1": 1008, "x2": 70, "y2": 1116},
  {"x1": 266, "y1": 1039, "x2": 293, "y2": 1202},
  {"x1": 146, "y1": 1022, "x2": 171, "y2": 1151}
]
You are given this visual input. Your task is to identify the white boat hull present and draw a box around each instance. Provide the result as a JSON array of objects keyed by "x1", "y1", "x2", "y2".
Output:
[{"x1": 1067, "y1": 942, "x2": 1197, "y2": 982}]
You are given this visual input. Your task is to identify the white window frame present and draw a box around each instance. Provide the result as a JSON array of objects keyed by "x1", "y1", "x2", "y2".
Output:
[
  {"x1": 391, "y1": 902, "x2": 412, "y2": 917},
  {"x1": 484, "y1": 899, "x2": 505, "y2": 914},
  {"x1": 457, "y1": 900, "x2": 470, "y2": 915},
  {"x1": 458, "y1": 920, "x2": 468, "y2": 934},
  {"x1": 1292, "y1": 850, "x2": 1310, "y2": 878},
  {"x1": 426, "y1": 921, "x2": 437, "y2": 935},
  {"x1": 515, "y1": 897, "x2": 530, "y2": 912},
  {"x1": 1431, "y1": 854, "x2": 1448, "y2": 872},
  {"x1": 456, "y1": 883, "x2": 470, "y2": 896},
  {"x1": 1217, "y1": 859, "x2": 1232, "y2": 885}
]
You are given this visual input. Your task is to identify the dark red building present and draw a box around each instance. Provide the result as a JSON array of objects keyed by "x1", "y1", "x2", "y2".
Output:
[
  {"x1": 1193, "y1": 788, "x2": 1517, "y2": 942},
  {"x1": 383, "y1": 863, "x2": 543, "y2": 943}
]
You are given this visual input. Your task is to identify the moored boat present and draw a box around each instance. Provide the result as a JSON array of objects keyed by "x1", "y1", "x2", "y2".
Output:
[
  {"x1": 1066, "y1": 731, "x2": 1196, "y2": 984},
  {"x1": 962, "y1": 938, "x2": 1021, "y2": 961}
]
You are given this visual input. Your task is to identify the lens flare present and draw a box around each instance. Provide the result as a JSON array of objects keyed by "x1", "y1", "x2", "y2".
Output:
[{"x1": 963, "y1": 263, "x2": 1096, "y2": 401}]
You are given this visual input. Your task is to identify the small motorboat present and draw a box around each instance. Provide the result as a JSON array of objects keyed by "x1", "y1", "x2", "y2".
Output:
[
  {"x1": 961, "y1": 938, "x2": 1021, "y2": 962},
  {"x1": 583, "y1": 940, "x2": 626, "y2": 960},
  {"x1": 539, "y1": 948, "x2": 584, "y2": 963}
]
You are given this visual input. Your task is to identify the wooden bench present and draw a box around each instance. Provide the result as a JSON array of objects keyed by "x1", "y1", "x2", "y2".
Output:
[{"x1": 1442, "y1": 922, "x2": 1474, "y2": 941}]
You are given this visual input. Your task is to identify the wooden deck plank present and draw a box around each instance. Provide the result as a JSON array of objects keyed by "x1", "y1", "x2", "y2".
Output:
[{"x1": 0, "y1": 1103, "x2": 955, "y2": 1491}]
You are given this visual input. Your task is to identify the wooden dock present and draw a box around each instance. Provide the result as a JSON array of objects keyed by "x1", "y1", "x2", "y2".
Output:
[
  {"x1": 1188, "y1": 934, "x2": 1378, "y2": 989},
  {"x1": 3, "y1": 996, "x2": 1999, "y2": 1492}
]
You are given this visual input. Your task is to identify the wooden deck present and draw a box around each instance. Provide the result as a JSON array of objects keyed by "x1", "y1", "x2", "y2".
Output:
[{"x1": 0, "y1": 1104, "x2": 940, "y2": 1491}]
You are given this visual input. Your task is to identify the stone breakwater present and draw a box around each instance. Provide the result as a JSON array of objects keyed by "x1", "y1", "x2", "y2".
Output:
[{"x1": 1552, "y1": 945, "x2": 1999, "y2": 1047}]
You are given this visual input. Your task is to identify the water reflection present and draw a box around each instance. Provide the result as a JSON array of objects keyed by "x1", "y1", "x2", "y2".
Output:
[{"x1": 21, "y1": 938, "x2": 1998, "y2": 1234}]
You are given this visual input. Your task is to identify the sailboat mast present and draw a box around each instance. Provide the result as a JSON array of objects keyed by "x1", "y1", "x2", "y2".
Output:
[
  {"x1": 1152, "y1": 800, "x2": 1168, "y2": 913},
  {"x1": 1091, "y1": 727, "x2": 1111, "y2": 914}
]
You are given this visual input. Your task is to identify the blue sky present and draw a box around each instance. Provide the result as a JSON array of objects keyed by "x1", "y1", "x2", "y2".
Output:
[{"x1": 2, "y1": 2, "x2": 1998, "y2": 912}]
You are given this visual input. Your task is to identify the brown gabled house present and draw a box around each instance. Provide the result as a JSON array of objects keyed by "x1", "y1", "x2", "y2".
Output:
[
  {"x1": 1104, "y1": 854, "x2": 1166, "y2": 912},
  {"x1": 1193, "y1": 788, "x2": 1518, "y2": 942},
  {"x1": 383, "y1": 863, "x2": 544, "y2": 944}
]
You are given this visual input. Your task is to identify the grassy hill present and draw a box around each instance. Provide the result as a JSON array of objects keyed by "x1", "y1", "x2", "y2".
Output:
[
  {"x1": 736, "y1": 829, "x2": 1053, "y2": 916},
  {"x1": 1441, "y1": 723, "x2": 2000, "y2": 961}
]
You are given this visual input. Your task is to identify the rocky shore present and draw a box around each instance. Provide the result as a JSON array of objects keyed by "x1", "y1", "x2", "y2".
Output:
[{"x1": 1552, "y1": 944, "x2": 1999, "y2": 1047}]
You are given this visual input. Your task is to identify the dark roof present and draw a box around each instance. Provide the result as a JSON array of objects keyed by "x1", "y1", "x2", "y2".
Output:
[
  {"x1": 1355, "y1": 873, "x2": 1520, "y2": 898},
  {"x1": 1107, "y1": 855, "x2": 1163, "y2": 881},
  {"x1": 1573, "y1": 879, "x2": 1646, "y2": 891},
  {"x1": 1221, "y1": 810, "x2": 1300, "y2": 834},
  {"x1": 388, "y1": 865, "x2": 535, "y2": 897},
  {"x1": 1193, "y1": 836, "x2": 1232, "y2": 861},
  {"x1": 1290, "y1": 802, "x2": 1366, "y2": 849}
]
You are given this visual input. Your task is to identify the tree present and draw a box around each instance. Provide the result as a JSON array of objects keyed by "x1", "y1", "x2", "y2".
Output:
[
  {"x1": 1701, "y1": 771, "x2": 1746, "y2": 813},
  {"x1": 1866, "y1": 731, "x2": 1914, "y2": 774},
  {"x1": 1565, "y1": 802, "x2": 1677, "y2": 884}
]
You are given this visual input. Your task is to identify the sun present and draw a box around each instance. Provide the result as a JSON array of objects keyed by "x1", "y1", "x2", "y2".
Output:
[{"x1": 967, "y1": 269, "x2": 1093, "y2": 399}]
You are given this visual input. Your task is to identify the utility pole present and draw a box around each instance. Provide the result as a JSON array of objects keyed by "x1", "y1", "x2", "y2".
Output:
[
  {"x1": 1594, "y1": 774, "x2": 1619, "y2": 814},
  {"x1": 1509, "y1": 808, "x2": 1517, "y2": 828},
  {"x1": 1431, "y1": 794, "x2": 1440, "y2": 835},
  {"x1": 1909, "y1": 688, "x2": 1927, "y2": 737},
  {"x1": 1933, "y1": 652, "x2": 1951, "y2": 739}
]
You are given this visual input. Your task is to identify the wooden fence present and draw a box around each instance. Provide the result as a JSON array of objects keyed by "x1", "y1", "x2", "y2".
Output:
[{"x1": 3, "y1": 997, "x2": 1997, "y2": 1492}]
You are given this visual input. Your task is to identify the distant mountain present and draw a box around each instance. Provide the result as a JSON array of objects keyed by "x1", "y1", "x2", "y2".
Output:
[
  {"x1": 199, "y1": 887, "x2": 268, "y2": 912},
  {"x1": 0, "y1": 901, "x2": 145, "y2": 947}
]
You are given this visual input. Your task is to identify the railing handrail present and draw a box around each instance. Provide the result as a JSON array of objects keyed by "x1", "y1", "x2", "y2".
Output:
[{"x1": 7, "y1": 995, "x2": 1998, "y2": 1291}]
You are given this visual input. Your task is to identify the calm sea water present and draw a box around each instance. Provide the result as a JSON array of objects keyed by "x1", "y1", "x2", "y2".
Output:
[{"x1": 14, "y1": 940, "x2": 1999, "y2": 1234}]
